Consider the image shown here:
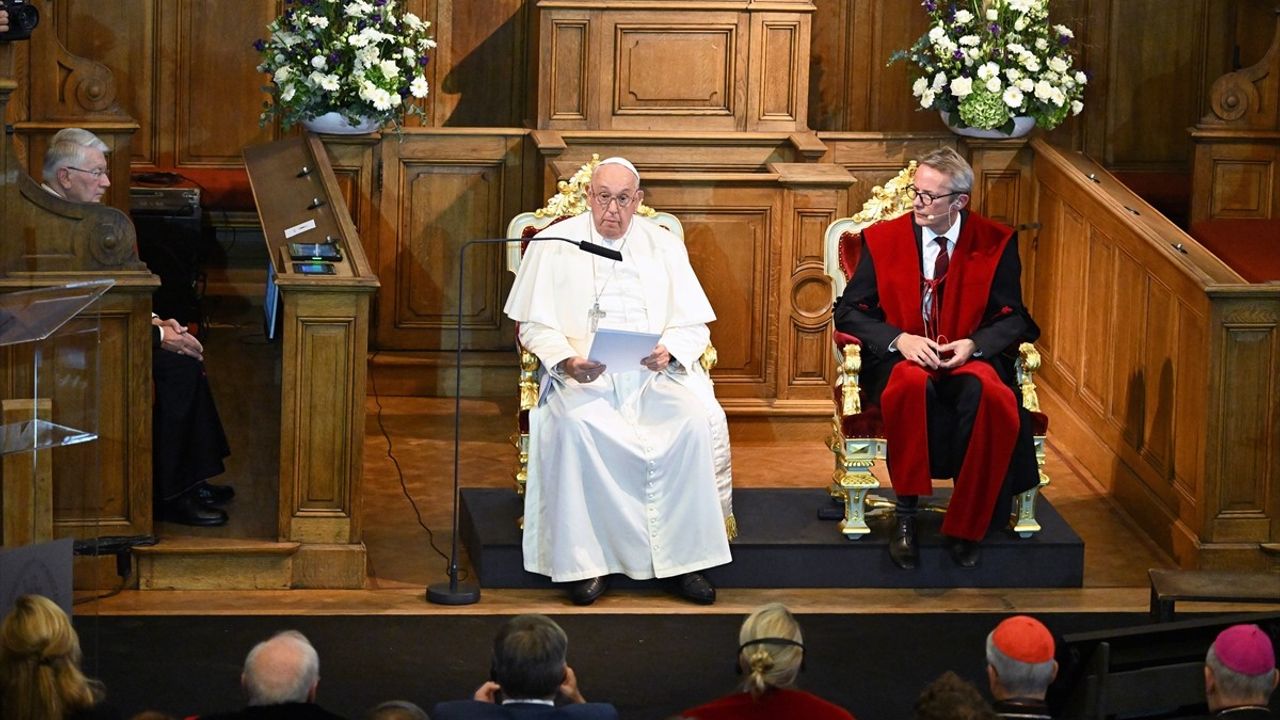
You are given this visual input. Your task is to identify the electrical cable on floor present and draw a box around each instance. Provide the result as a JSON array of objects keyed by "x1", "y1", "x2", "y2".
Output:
[{"x1": 367, "y1": 351, "x2": 458, "y2": 579}]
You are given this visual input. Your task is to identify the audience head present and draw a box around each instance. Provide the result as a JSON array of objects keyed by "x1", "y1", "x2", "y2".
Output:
[
  {"x1": 914, "y1": 671, "x2": 998, "y2": 720},
  {"x1": 490, "y1": 614, "x2": 570, "y2": 701},
  {"x1": 42, "y1": 128, "x2": 111, "y2": 204},
  {"x1": 241, "y1": 630, "x2": 321, "y2": 707},
  {"x1": 736, "y1": 602, "x2": 805, "y2": 700},
  {"x1": 0, "y1": 594, "x2": 102, "y2": 720},
  {"x1": 365, "y1": 700, "x2": 429, "y2": 720},
  {"x1": 587, "y1": 156, "x2": 643, "y2": 240},
  {"x1": 1204, "y1": 624, "x2": 1278, "y2": 711},
  {"x1": 913, "y1": 146, "x2": 972, "y2": 234},
  {"x1": 985, "y1": 615, "x2": 1057, "y2": 701}
]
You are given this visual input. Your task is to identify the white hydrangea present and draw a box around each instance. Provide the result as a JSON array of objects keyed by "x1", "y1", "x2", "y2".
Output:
[
  {"x1": 1003, "y1": 86, "x2": 1025, "y2": 108},
  {"x1": 950, "y1": 76, "x2": 974, "y2": 97},
  {"x1": 959, "y1": 34, "x2": 980, "y2": 46},
  {"x1": 954, "y1": 9, "x2": 974, "y2": 24}
]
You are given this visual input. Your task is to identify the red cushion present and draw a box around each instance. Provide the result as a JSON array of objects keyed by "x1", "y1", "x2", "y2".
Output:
[
  {"x1": 1030, "y1": 411, "x2": 1049, "y2": 436},
  {"x1": 833, "y1": 329, "x2": 861, "y2": 349},
  {"x1": 1190, "y1": 219, "x2": 1280, "y2": 283},
  {"x1": 518, "y1": 408, "x2": 530, "y2": 433},
  {"x1": 839, "y1": 230, "x2": 864, "y2": 281},
  {"x1": 520, "y1": 215, "x2": 573, "y2": 253},
  {"x1": 840, "y1": 405, "x2": 884, "y2": 438}
]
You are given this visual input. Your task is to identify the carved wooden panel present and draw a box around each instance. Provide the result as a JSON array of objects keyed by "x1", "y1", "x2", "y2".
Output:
[
  {"x1": 56, "y1": 0, "x2": 159, "y2": 165},
  {"x1": 645, "y1": 180, "x2": 777, "y2": 397},
  {"x1": 1079, "y1": 229, "x2": 1115, "y2": 417},
  {"x1": 549, "y1": 19, "x2": 590, "y2": 125},
  {"x1": 615, "y1": 26, "x2": 736, "y2": 117},
  {"x1": 373, "y1": 131, "x2": 524, "y2": 351},
  {"x1": 1210, "y1": 159, "x2": 1274, "y2": 217}
]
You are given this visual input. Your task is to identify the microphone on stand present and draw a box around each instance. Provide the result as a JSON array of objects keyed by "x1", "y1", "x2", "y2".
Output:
[{"x1": 426, "y1": 233, "x2": 623, "y2": 605}]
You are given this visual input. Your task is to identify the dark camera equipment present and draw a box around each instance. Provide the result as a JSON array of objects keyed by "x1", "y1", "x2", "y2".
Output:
[{"x1": 0, "y1": 0, "x2": 40, "y2": 42}]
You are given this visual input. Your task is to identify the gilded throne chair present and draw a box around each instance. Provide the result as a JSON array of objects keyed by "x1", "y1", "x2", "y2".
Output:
[
  {"x1": 824, "y1": 163, "x2": 1050, "y2": 540},
  {"x1": 505, "y1": 155, "x2": 735, "y2": 536}
]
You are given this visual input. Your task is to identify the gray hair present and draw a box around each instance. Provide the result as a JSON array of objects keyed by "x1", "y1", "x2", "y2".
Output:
[
  {"x1": 918, "y1": 146, "x2": 974, "y2": 194},
  {"x1": 985, "y1": 633, "x2": 1056, "y2": 698},
  {"x1": 738, "y1": 603, "x2": 804, "y2": 699},
  {"x1": 242, "y1": 630, "x2": 320, "y2": 706},
  {"x1": 41, "y1": 128, "x2": 108, "y2": 187},
  {"x1": 1207, "y1": 646, "x2": 1278, "y2": 704}
]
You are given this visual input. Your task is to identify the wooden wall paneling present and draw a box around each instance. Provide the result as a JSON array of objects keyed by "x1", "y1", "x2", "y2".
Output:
[
  {"x1": 608, "y1": 12, "x2": 745, "y2": 131},
  {"x1": 373, "y1": 130, "x2": 524, "y2": 352},
  {"x1": 820, "y1": 132, "x2": 956, "y2": 222},
  {"x1": 1206, "y1": 290, "x2": 1278, "y2": 548},
  {"x1": 175, "y1": 1, "x2": 277, "y2": 168},
  {"x1": 320, "y1": 137, "x2": 379, "y2": 268},
  {"x1": 646, "y1": 178, "x2": 779, "y2": 400},
  {"x1": 771, "y1": 163, "x2": 852, "y2": 399},
  {"x1": 748, "y1": 13, "x2": 810, "y2": 131},
  {"x1": 1087, "y1": 0, "x2": 1217, "y2": 170},
  {"x1": 431, "y1": 0, "x2": 531, "y2": 128},
  {"x1": 546, "y1": 15, "x2": 591, "y2": 128},
  {"x1": 56, "y1": 0, "x2": 159, "y2": 165},
  {"x1": 808, "y1": 0, "x2": 937, "y2": 132}
]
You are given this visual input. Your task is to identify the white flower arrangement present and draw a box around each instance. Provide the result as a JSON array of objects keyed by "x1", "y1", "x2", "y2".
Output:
[
  {"x1": 892, "y1": 0, "x2": 1086, "y2": 133},
  {"x1": 256, "y1": 0, "x2": 437, "y2": 129}
]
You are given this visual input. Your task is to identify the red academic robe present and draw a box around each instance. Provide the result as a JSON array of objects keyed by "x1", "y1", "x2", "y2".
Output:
[{"x1": 833, "y1": 211, "x2": 1040, "y2": 541}]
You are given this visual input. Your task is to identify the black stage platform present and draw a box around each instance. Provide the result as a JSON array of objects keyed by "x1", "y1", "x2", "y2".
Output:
[{"x1": 460, "y1": 487, "x2": 1084, "y2": 589}]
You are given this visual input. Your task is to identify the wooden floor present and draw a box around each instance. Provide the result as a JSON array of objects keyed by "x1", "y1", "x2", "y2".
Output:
[{"x1": 72, "y1": 297, "x2": 1277, "y2": 617}]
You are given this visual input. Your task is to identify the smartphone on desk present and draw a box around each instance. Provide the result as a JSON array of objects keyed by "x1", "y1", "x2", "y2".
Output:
[
  {"x1": 293, "y1": 262, "x2": 336, "y2": 275},
  {"x1": 288, "y1": 242, "x2": 342, "y2": 262}
]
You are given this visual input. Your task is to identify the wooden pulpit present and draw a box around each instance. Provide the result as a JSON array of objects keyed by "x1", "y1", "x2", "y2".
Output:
[{"x1": 243, "y1": 135, "x2": 379, "y2": 587}]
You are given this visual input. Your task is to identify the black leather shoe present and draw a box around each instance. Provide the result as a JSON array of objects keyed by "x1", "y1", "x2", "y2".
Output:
[
  {"x1": 889, "y1": 515, "x2": 919, "y2": 570},
  {"x1": 569, "y1": 576, "x2": 608, "y2": 606},
  {"x1": 195, "y1": 481, "x2": 235, "y2": 505},
  {"x1": 674, "y1": 573, "x2": 716, "y2": 605},
  {"x1": 946, "y1": 537, "x2": 981, "y2": 568},
  {"x1": 160, "y1": 495, "x2": 228, "y2": 527}
]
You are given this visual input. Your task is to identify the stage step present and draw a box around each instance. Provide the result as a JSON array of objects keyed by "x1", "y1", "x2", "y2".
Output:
[
  {"x1": 133, "y1": 536, "x2": 300, "y2": 590},
  {"x1": 461, "y1": 487, "x2": 1085, "y2": 590}
]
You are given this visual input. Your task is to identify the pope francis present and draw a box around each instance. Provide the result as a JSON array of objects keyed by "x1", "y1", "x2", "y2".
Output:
[{"x1": 503, "y1": 157, "x2": 733, "y2": 605}]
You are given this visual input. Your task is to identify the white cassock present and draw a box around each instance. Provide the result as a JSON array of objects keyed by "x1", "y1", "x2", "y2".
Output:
[{"x1": 503, "y1": 212, "x2": 734, "y2": 582}]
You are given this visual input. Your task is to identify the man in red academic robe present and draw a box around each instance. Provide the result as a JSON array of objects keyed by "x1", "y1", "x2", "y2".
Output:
[{"x1": 834, "y1": 147, "x2": 1040, "y2": 569}]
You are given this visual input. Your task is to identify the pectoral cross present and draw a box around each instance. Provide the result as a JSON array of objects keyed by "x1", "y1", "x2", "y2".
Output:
[{"x1": 588, "y1": 302, "x2": 606, "y2": 332}]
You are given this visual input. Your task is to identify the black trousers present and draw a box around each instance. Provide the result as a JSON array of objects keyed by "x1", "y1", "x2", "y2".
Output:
[{"x1": 152, "y1": 349, "x2": 230, "y2": 501}]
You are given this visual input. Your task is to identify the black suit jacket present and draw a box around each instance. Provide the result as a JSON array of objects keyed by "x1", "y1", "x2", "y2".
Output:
[{"x1": 430, "y1": 700, "x2": 619, "y2": 720}]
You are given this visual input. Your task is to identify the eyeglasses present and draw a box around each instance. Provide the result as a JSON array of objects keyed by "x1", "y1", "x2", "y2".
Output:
[
  {"x1": 66, "y1": 166, "x2": 108, "y2": 178},
  {"x1": 906, "y1": 184, "x2": 964, "y2": 206},
  {"x1": 589, "y1": 191, "x2": 638, "y2": 210}
]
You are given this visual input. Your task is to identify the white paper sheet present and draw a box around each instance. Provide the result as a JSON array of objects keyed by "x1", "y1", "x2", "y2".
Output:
[{"x1": 587, "y1": 328, "x2": 661, "y2": 371}]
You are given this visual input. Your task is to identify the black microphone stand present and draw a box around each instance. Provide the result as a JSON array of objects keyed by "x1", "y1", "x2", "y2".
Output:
[{"x1": 426, "y1": 235, "x2": 622, "y2": 605}]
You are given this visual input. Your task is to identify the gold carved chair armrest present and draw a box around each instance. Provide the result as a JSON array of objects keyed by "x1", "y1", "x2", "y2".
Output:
[{"x1": 1016, "y1": 342, "x2": 1041, "y2": 413}]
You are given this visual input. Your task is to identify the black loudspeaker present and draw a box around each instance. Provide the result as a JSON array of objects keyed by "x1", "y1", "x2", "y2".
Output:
[{"x1": 130, "y1": 186, "x2": 203, "y2": 327}]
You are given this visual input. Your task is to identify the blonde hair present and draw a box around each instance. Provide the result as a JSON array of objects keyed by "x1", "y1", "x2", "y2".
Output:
[
  {"x1": 0, "y1": 595, "x2": 103, "y2": 720},
  {"x1": 737, "y1": 603, "x2": 804, "y2": 699},
  {"x1": 918, "y1": 146, "x2": 974, "y2": 194}
]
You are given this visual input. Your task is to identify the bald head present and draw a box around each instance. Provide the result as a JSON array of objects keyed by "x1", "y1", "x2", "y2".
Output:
[{"x1": 242, "y1": 630, "x2": 320, "y2": 706}]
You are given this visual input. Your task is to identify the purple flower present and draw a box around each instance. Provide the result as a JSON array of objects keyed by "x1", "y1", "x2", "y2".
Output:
[
  {"x1": 399, "y1": 86, "x2": 410, "y2": 97},
  {"x1": 328, "y1": 51, "x2": 341, "y2": 64},
  {"x1": 953, "y1": 49, "x2": 964, "y2": 60},
  {"x1": 419, "y1": 56, "x2": 430, "y2": 66},
  {"x1": 990, "y1": 23, "x2": 1001, "y2": 37},
  {"x1": 253, "y1": 38, "x2": 266, "y2": 52},
  {"x1": 923, "y1": 0, "x2": 937, "y2": 10},
  {"x1": 374, "y1": 0, "x2": 388, "y2": 5},
  {"x1": 372, "y1": 13, "x2": 382, "y2": 24},
  {"x1": 1059, "y1": 34, "x2": 1071, "y2": 45}
]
